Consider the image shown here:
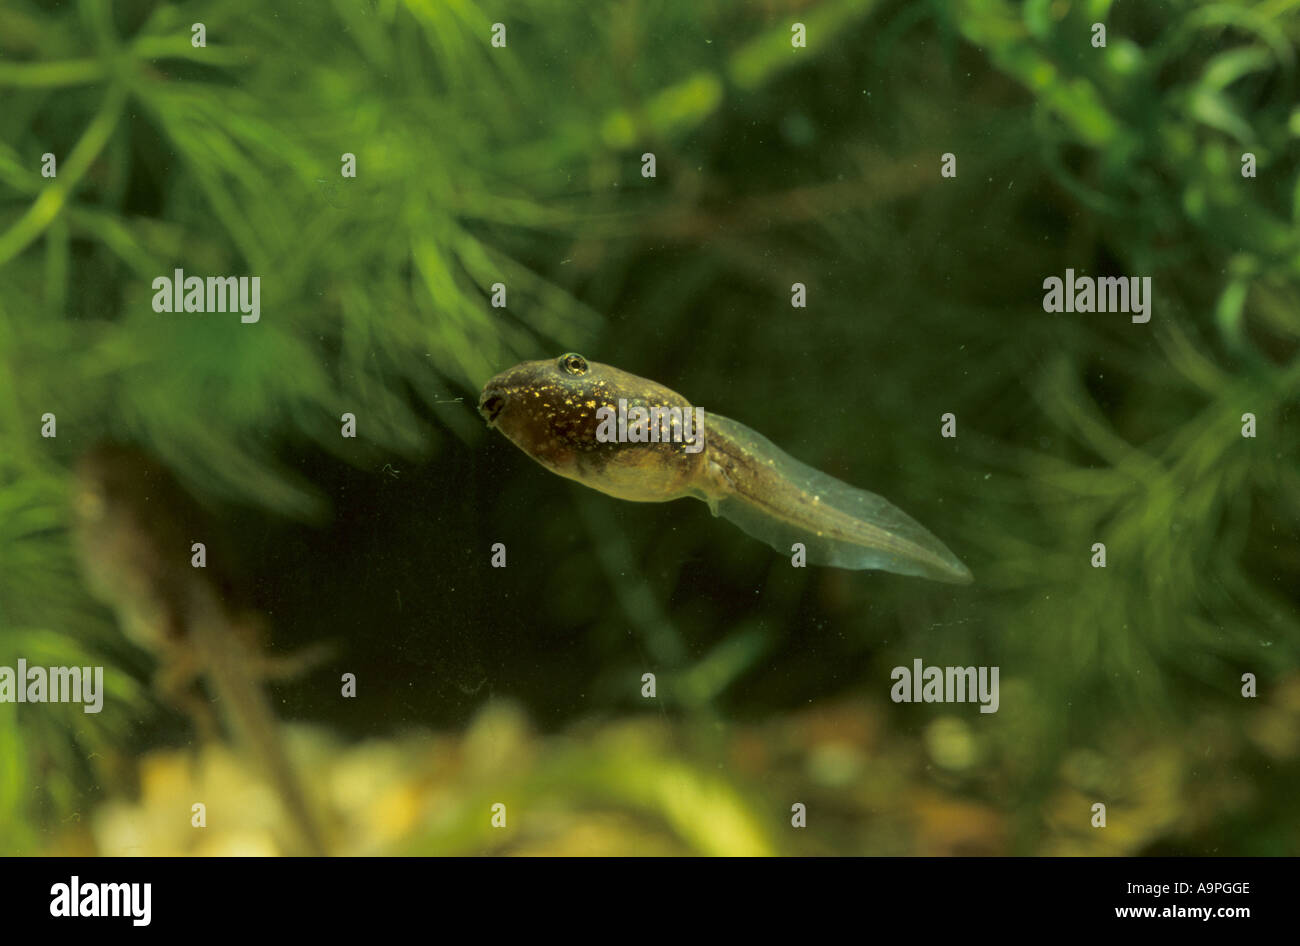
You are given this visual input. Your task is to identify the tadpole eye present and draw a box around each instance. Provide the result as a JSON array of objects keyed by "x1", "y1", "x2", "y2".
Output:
[{"x1": 559, "y1": 353, "x2": 589, "y2": 376}]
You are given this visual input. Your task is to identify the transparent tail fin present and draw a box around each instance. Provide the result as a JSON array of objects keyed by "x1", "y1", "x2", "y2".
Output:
[{"x1": 705, "y1": 413, "x2": 973, "y2": 584}]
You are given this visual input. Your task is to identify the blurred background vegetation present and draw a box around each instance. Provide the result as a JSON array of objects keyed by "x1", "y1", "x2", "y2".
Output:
[{"x1": 1, "y1": 0, "x2": 1298, "y2": 855}]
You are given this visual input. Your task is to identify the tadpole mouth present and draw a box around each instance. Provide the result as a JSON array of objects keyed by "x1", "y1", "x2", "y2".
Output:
[{"x1": 478, "y1": 391, "x2": 506, "y2": 425}]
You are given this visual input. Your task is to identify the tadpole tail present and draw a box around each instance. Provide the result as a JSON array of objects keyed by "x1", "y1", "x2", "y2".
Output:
[{"x1": 704, "y1": 412, "x2": 973, "y2": 583}]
